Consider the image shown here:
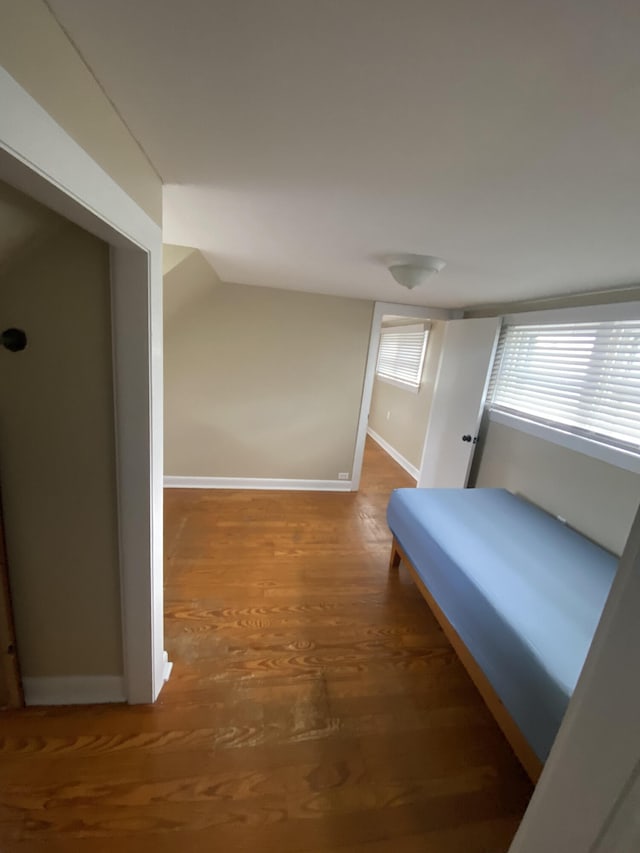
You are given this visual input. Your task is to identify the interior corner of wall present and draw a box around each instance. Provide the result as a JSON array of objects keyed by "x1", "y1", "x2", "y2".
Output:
[
  {"x1": 197, "y1": 251, "x2": 223, "y2": 286},
  {"x1": 163, "y1": 246, "x2": 221, "y2": 287},
  {"x1": 162, "y1": 243, "x2": 197, "y2": 275}
]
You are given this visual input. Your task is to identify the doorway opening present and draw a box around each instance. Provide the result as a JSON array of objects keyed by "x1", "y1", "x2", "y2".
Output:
[
  {"x1": 351, "y1": 301, "x2": 450, "y2": 492},
  {"x1": 0, "y1": 178, "x2": 132, "y2": 708},
  {"x1": 364, "y1": 312, "x2": 442, "y2": 490},
  {"x1": 0, "y1": 69, "x2": 164, "y2": 705}
]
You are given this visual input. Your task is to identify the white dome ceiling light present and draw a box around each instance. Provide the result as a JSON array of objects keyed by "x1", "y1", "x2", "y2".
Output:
[{"x1": 387, "y1": 254, "x2": 447, "y2": 290}]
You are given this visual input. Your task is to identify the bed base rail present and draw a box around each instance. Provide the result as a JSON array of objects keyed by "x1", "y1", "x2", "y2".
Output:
[{"x1": 389, "y1": 536, "x2": 542, "y2": 783}]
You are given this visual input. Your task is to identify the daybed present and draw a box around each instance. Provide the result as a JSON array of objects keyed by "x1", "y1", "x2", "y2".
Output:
[{"x1": 387, "y1": 487, "x2": 617, "y2": 781}]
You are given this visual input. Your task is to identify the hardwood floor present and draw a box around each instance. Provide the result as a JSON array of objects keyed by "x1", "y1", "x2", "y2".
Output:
[{"x1": 0, "y1": 438, "x2": 532, "y2": 851}]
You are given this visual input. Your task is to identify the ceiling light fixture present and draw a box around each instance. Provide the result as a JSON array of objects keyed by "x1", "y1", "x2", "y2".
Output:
[{"x1": 386, "y1": 253, "x2": 446, "y2": 290}]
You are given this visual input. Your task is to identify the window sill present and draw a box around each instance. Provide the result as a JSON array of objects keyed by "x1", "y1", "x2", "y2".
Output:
[
  {"x1": 375, "y1": 375, "x2": 420, "y2": 394},
  {"x1": 488, "y1": 409, "x2": 640, "y2": 474}
]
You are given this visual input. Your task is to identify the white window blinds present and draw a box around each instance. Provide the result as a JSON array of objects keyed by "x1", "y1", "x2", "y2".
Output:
[
  {"x1": 376, "y1": 324, "x2": 429, "y2": 390},
  {"x1": 489, "y1": 320, "x2": 640, "y2": 453}
]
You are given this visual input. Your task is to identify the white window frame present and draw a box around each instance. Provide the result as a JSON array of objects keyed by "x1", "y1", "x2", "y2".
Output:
[
  {"x1": 375, "y1": 323, "x2": 429, "y2": 393},
  {"x1": 487, "y1": 302, "x2": 640, "y2": 474}
]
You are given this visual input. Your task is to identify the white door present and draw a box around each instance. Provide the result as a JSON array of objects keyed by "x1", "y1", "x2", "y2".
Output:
[{"x1": 417, "y1": 317, "x2": 500, "y2": 488}]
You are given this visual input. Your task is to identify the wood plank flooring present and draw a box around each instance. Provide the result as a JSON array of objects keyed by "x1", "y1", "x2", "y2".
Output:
[{"x1": 0, "y1": 438, "x2": 532, "y2": 851}]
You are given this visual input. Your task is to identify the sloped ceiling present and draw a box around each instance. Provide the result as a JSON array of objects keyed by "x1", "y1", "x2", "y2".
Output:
[{"x1": 48, "y1": 0, "x2": 640, "y2": 307}]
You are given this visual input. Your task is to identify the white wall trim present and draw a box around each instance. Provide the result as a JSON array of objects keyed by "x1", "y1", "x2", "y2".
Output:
[
  {"x1": 162, "y1": 650, "x2": 173, "y2": 683},
  {"x1": 351, "y1": 301, "x2": 452, "y2": 492},
  {"x1": 23, "y1": 676, "x2": 126, "y2": 706},
  {"x1": 0, "y1": 68, "x2": 165, "y2": 703},
  {"x1": 366, "y1": 427, "x2": 419, "y2": 480},
  {"x1": 164, "y1": 476, "x2": 353, "y2": 492}
]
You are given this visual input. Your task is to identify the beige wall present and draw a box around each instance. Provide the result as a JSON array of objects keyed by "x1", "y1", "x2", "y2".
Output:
[
  {"x1": 0, "y1": 188, "x2": 121, "y2": 677},
  {"x1": 368, "y1": 321, "x2": 445, "y2": 470},
  {"x1": 472, "y1": 420, "x2": 640, "y2": 556},
  {"x1": 0, "y1": 181, "x2": 63, "y2": 264},
  {"x1": 164, "y1": 250, "x2": 373, "y2": 480},
  {"x1": 0, "y1": 0, "x2": 161, "y2": 223}
]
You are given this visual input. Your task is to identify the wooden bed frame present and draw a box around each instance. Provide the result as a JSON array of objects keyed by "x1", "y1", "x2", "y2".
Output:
[{"x1": 389, "y1": 535, "x2": 543, "y2": 783}]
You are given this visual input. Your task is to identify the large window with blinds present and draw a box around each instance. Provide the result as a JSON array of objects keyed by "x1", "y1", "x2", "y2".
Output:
[
  {"x1": 376, "y1": 323, "x2": 429, "y2": 390},
  {"x1": 488, "y1": 319, "x2": 640, "y2": 465}
]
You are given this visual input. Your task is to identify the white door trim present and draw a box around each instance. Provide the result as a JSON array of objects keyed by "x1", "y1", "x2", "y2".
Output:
[
  {"x1": 351, "y1": 301, "x2": 451, "y2": 491},
  {"x1": 0, "y1": 68, "x2": 165, "y2": 703}
]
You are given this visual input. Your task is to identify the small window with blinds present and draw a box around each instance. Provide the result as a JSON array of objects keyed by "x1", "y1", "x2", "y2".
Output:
[
  {"x1": 376, "y1": 324, "x2": 429, "y2": 391},
  {"x1": 488, "y1": 319, "x2": 640, "y2": 460}
]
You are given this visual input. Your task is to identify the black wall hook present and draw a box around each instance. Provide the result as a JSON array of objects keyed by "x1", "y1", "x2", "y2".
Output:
[{"x1": 1, "y1": 328, "x2": 28, "y2": 352}]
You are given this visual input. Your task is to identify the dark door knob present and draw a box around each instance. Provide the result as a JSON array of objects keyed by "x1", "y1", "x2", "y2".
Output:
[
  {"x1": 1, "y1": 328, "x2": 27, "y2": 352},
  {"x1": 462, "y1": 434, "x2": 472, "y2": 442}
]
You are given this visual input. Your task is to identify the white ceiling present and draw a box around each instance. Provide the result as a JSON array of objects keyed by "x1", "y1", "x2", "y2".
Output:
[{"x1": 48, "y1": 0, "x2": 640, "y2": 308}]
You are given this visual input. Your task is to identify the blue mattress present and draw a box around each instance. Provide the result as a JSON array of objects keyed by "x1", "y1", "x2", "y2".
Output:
[{"x1": 387, "y1": 488, "x2": 617, "y2": 762}]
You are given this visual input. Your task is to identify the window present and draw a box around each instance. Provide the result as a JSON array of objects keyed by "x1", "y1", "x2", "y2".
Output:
[
  {"x1": 488, "y1": 319, "x2": 640, "y2": 465},
  {"x1": 376, "y1": 323, "x2": 429, "y2": 390}
]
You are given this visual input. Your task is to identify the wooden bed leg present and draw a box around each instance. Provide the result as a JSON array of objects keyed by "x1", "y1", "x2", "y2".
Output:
[{"x1": 389, "y1": 537, "x2": 402, "y2": 571}]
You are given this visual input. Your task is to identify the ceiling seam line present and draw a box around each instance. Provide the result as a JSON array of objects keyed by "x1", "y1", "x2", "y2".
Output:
[{"x1": 43, "y1": 0, "x2": 165, "y2": 185}]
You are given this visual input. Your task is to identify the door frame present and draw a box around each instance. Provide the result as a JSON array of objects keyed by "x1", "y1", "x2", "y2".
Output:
[
  {"x1": 0, "y1": 68, "x2": 166, "y2": 703},
  {"x1": 351, "y1": 300, "x2": 452, "y2": 491}
]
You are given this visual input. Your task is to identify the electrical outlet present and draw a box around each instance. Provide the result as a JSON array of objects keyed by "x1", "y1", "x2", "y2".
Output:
[
  {"x1": 386, "y1": 410, "x2": 391, "y2": 420},
  {"x1": 338, "y1": 472, "x2": 350, "y2": 480}
]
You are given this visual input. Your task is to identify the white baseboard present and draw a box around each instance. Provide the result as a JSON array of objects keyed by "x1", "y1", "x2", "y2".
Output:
[
  {"x1": 164, "y1": 475, "x2": 353, "y2": 491},
  {"x1": 22, "y1": 675, "x2": 126, "y2": 707},
  {"x1": 162, "y1": 650, "x2": 173, "y2": 683},
  {"x1": 367, "y1": 427, "x2": 419, "y2": 480}
]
